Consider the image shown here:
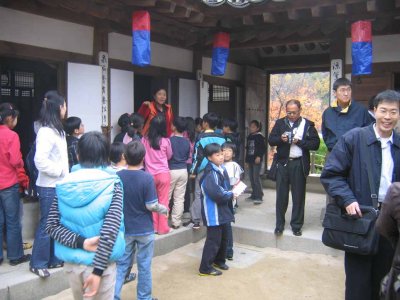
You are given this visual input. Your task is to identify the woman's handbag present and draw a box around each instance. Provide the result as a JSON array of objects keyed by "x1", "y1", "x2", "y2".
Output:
[
  {"x1": 322, "y1": 128, "x2": 380, "y2": 255},
  {"x1": 267, "y1": 153, "x2": 278, "y2": 181}
]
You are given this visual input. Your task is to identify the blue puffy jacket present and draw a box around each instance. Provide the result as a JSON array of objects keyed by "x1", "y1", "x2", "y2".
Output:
[{"x1": 55, "y1": 168, "x2": 125, "y2": 265}]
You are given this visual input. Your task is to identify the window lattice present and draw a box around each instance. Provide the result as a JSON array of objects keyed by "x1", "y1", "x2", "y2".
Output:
[{"x1": 209, "y1": 85, "x2": 230, "y2": 102}]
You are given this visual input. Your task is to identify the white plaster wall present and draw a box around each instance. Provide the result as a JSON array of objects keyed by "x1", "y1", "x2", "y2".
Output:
[
  {"x1": 178, "y1": 79, "x2": 198, "y2": 117},
  {"x1": 108, "y1": 32, "x2": 193, "y2": 72},
  {"x1": 346, "y1": 34, "x2": 400, "y2": 64},
  {"x1": 202, "y1": 57, "x2": 243, "y2": 81},
  {"x1": 200, "y1": 81, "x2": 209, "y2": 117},
  {"x1": 0, "y1": 7, "x2": 93, "y2": 55},
  {"x1": 110, "y1": 69, "x2": 134, "y2": 141}
]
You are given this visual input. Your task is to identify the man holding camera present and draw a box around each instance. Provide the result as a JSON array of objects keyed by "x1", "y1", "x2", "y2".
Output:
[{"x1": 268, "y1": 100, "x2": 320, "y2": 236}]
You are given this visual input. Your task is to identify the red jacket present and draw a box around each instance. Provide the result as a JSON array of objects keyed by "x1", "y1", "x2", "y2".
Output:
[
  {"x1": 137, "y1": 101, "x2": 174, "y2": 137},
  {"x1": 0, "y1": 125, "x2": 24, "y2": 190}
]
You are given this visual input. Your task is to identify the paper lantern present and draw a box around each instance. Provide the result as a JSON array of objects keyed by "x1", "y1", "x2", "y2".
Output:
[
  {"x1": 351, "y1": 21, "x2": 372, "y2": 75},
  {"x1": 211, "y1": 32, "x2": 230, "y2": 76},
  {"x1": 132, "y1": 11, "x2": 151, "y2": 67}
]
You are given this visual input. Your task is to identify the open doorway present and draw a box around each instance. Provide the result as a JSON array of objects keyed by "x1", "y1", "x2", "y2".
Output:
[
  {"x1": 0, "y1": 57, "x2": 57, "y2": 158},
  {"x1": 268, "y1": 72, "x2": 329, "y2": 174},
  {"x1": 134, "y1": 74, "x2": 152, "y2": 111}
]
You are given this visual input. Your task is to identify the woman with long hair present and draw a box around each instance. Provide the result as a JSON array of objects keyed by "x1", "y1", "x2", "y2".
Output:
[
  {"x1": 141, "y1": 115, "x2": 173, "y2": 234},
  {"x1": 30, "y1": 90, "x2": 69, "y2": 278},
  {"x1": 0, "y1": 103, "x2": 31, "y2": 266},
  {"x1": 137, "y1": 87, "x2": 174, "y2": 137}
]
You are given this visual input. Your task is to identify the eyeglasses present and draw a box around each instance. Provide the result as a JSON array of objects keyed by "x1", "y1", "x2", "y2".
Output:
[
  {"x1": 337, "y1": 87, "x2": 351, "y2": 94},
  {"x1": 286, "y1": 111, "x2": 300, "y2": 116}
]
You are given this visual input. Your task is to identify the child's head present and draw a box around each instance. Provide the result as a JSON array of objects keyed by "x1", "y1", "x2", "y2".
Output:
[
  {"x1": 0, "y1": 102, "x2": 19, "y2": 129},
  {"x1": 222, "y1": 118, "x2": 238, "y2": 134},
  {"x1": 204, "y1": 143, "x2": 224, "y2": 167},
  {"x1": 109, "y1": 142, "x2": 127, "y2": 166},
  {"x1": 40, "y1": 90, "x2": 67, "y2": 136},
  {"x1": 118, "y1": 113, "x2": 131, "y2": 132},
  {"x1": 77, "y1": 131, "x2": 109, "y2": 168},
  {"x1": 125, "y1": 140, "x2": 146, "y2": 167},
  {"x1": 202, "y1": 112, "x2": 219, "y2": 130},
  {"x1": 221, "y1": 142, "x2": 236, "y2": 162},
  {"x1": 148, "y1": 115, "x2": 167, "y2": 149},
  {"x1": 127, "y1": 113, "x2": 144, "y2": 137},
  {"x1": 64, "y1": 117, "x2": 84, "y2": 137},
  {"x1": 195, "y1": 117, "x2": 203, "y2": 133},
  {"x1": 249, "y1": 120, "x2": 262, "y2": 134},
  {"x1": 172, "y1": 116, "x2": 187, "y2": 134}
]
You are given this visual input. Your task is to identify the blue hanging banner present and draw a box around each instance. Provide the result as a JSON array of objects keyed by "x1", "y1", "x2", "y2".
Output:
[
  {"x1": 211, "y1": 32, "x2": 230, "y2": 76},
  {"x1": 132, "y1": 11, "x2": 151, "y2": 67},
  {"x1": 351, "y1": 21, "x2": 372, "y2": 75}
]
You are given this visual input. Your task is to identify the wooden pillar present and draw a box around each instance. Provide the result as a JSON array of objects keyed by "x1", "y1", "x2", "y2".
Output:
[
  {"x1": 93, "y1": 23, "x2": 111, "y2": 139},
  {"x1": 193, "y1": 49, "x2": 204, "y2": 117}
]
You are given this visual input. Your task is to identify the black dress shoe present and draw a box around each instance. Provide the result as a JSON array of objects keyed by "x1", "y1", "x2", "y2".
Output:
[
  {"x1": 274, "y1": 228, "x2": 283, "y2": 236},
  {"x1": 212, "y1": 263, "x2": 229, "y2": 270},
  {"x1": 292, "y1": 229, "x2": 302, "y2": 236},
  {"x1": 9, "y1": 254, "x2": 31, "y2": 266}
]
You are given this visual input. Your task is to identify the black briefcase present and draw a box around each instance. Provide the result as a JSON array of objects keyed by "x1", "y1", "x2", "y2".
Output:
[{"x1": 322, "y1": 203, "x2": 379, "y2": 255}]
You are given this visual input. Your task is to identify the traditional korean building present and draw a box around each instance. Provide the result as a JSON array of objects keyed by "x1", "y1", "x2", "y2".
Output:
[{"x1": 1, "y1": 0, "x2": 400, "y2": 157}]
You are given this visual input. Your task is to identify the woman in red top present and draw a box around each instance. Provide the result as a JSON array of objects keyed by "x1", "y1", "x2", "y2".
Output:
[
  {"x1": 137, "y1": 87, "x2": 174, "y2": 137},
  {"x1": 0, "y1": 103, "x2": 31, "y2": 265}
]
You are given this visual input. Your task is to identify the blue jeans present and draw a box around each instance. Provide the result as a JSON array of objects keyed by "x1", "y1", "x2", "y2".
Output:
[
  {"x1": 114, "y1": 234, "x2": 154, "y2": 300},
  {"x1": 30, "y1": 186, "x2": 63, "y2": 268},
  {"x1": 0, "y1": 184, "x2": 23, "y2": 260}
]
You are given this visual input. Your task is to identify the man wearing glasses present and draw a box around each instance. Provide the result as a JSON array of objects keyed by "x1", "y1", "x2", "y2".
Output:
[
  {"x1": 268, "y1": 100, "x2": 320, "y2": 236},
  {"x1": 322, "y1": 77, "x2": 373, "y2": 153}
]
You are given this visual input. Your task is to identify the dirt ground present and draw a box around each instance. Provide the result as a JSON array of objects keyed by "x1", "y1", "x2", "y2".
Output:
[{"x1": 44, "y1": 240, "x2": 344, "y2": 300}]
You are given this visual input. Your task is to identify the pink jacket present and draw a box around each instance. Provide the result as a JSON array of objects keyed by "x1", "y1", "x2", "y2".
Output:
[{"x1": 142, "y1": 137, "x2": 172, "y2": 175}]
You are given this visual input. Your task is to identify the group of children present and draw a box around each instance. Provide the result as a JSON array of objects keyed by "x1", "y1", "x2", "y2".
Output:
[{"x1": 0, "y1": 90, "x2": 267, "y2": 299}]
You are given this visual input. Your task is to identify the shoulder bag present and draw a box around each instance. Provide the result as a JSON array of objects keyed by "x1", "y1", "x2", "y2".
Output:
[
  {"x1": 267, "y1": 153, "x2": 278, "y2": 181},
  {"x1": 321, "y1": 128, "x2": 380, "y2": 255}
]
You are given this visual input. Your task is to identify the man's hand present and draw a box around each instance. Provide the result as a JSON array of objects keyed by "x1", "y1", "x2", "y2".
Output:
[
  {"x1": 83, "y1": 236, "x2": 100, "y2": 252},
  {"x1": 281, "y1": 134, "x2": 288, "y2": 143},
  {"x1": 83, "y1": 274, "x2": 101, "y2": 298},
  {"x1": 345, "y1": 202, "x2": 363, "y2": 217},
  {"x1": 254, "y1": 157, "x2": 261, "y2": 164},
  {"x1": 189, "y1": 174, "x2": 196, "y2": 179}
]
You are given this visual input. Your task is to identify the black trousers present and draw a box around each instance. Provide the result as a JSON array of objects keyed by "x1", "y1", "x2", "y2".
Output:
[
  {"x1": 199, "y1": 224, "x2": 228, "y2": 273},
  {"x1": 275, "y1": 158, "x2": 306, "y2": 231},
  {"x1": 345, "y1": 236, "x2": 394, "y2": 300}
]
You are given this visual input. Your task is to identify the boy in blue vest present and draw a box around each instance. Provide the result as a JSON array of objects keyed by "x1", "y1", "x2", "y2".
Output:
[
  {"x1": 199, "y1": 143, "x2": 235, "y2": 276},
  {"x1": 114, "y1": 140, "x2": 168, "y2": 300},
  {"x1": 46, "y1": 132, "x2": 125, "y2": 299}
]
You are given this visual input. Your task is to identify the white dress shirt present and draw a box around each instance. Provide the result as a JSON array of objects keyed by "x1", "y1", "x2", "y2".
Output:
[{"x1": 373, "y1": 124, "x2": 394, "y2": 202}]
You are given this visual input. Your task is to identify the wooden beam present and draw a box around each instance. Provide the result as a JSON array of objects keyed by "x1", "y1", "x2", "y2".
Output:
[
  {"x1": 235, "y1": 31, "x2": 257, "y2": 43},
  {"x1": 297, "y1": 23, "x2": 320, "y2": 37},
  {"x1": 174, "y1": 6, "x2": 192, "y2": 18},
  {"x1": 187, "y1": 12, "x2": 205, "y2": 24},
  {"x1": 320, "y1": 21, "x2": 340, "y2": 35},
  {"x1": 262, "y1": 12, "x2": 275, "y2": 23},
  {"x1": 119, "y1": 0, "x2": 157, "y2": 7},
  {"x1": 155, "y1": 1, "x2": 177, "y2": 14},
  {"x1": 257, "y1": 29, "x2": 277, "y2": 41}
]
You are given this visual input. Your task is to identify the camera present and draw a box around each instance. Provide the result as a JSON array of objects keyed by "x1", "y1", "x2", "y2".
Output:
[{"x1": 284, "y1": 131, "x2": 293, "y2": 144}]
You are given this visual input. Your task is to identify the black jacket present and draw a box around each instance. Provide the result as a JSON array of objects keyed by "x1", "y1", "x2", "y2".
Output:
[
  {"x1": 245, "y1": 132, "x2": 266, "y2": 164},
  {"x1": 268, "y1": 117, "x2": 320, "y2": 177},
  {"x1": 321, "y1": 125, "x2": 400, "y2": 208}
]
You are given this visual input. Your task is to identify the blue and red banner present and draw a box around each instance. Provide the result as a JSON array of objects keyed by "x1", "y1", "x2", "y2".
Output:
[
  {"x1": 132, "y1": 11, "x2": 151, "y2": 67},
  {"x1": 351, "y1": 21, "x2": 372, "y2": 75},
  {"x1": 211, "y1": 32, "x2": 230, "y2": 76}
]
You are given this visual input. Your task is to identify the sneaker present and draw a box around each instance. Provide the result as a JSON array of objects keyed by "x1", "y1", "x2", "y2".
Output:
[
  {"x1": 212, "y1": 263, "x2": 229, "y2": 270},
  {"x1": 182, "y1": 220, "x2": 192, "y2": 227},
  {"x1": 199, "y1": 267, "x2": 222, "y2": 276},
  {"x1": 23, "y1": 242, "x2": 32, "y2": 250},
  {"x1": 192, "y1": 222, "x2": 201, "y2": 230},
  {"x1": 171, "y1": 224, "x2": 180, "y2": 230},
  {"x1": 274, "y1": 228, "x2": 283, "y2": 236},
  {"x1": 253, "y1": 199, "x2": 263, "y2": 205},
  {"x1": 30, "y1": 266, "x2": 50, "y2": 278},
  {"x1": 9, "y1": 254, "x2": 31, "y2": 266}
]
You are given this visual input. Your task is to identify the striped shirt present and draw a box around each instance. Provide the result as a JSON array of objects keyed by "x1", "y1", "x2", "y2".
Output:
[{"x1": 45, "y1": 182, "x2": 123, "y2": 276}]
